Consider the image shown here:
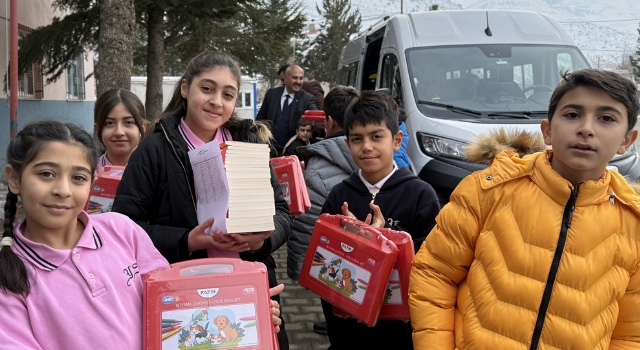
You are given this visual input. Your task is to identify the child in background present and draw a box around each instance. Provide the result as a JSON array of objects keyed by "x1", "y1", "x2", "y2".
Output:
[
  {"x1": 112, "y1": 51, "x2": 292, "y2": 350},
  {"x1": 394, "y1": 108, "x2": 410, "y2": 169},
  {"x1": 287, "y1": 86, "x2": 360, "y2": 336},
  {"x1": 287, "y1": 86, "x2": 360, "y2": 281},
  {"x1": 94, "y1": 88, "x2": 147, "y2": 171},
  {"x1": 409, "y1": 69, "x2": 640, "y2": 349},
  {"x1": 283, "y1": 119, "x2": 315, "y2": 160},
  {"x1": 320, "y1": 90, "x2": 440, "y2": 349}
]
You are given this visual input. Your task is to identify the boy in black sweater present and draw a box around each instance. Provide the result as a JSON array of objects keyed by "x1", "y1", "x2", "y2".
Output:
[
  {"x1": 320, "y1": 90, "x2": 440, "y2": 350},
  {"x1": 283, "y1": 119, "x2": 315, "y2": 160}
]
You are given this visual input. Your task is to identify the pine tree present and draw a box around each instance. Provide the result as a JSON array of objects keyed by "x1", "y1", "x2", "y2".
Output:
[
  {"x1": 143, "y1": 0, "x2": 252, "y2": 119},
  {"x1": 157, "y1": 0, "x2": 306, "y2": 87},
  {"x1": 17, "y1": 0, "x2": 251, "y2": 120},
  {"x1": 301, "y1": 0, "x2": 361, "y2": 87},
  {"x1": 629, "y1": 24, "x2": 640, "y2": 81},
  {"x1": 17, "y1": 0, "x2": 134, "y2": 96}
]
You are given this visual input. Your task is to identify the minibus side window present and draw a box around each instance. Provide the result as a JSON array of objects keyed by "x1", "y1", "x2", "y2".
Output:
[
  {"x1": 349, "y1": 61, "x2": 360, "y2": 88},
  {"x1": 340, "y1": 61, "x2": 359, "y2": 88},
  {"x1": 513, "y1": 64, "x2": 534, "y2": 97},
  {"x1": 557, "y1": 53, "x2": 573, "y2": 73},
  {"x1": 337, "y1": 66, "x2": 346, "y2": 86},
  {"x1": 380, "y1": 54, "x2": 403, "y2": 107}
]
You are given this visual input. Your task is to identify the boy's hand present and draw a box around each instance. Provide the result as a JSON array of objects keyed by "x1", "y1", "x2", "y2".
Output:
[
  {"x1": 188, "y1": 218, "x2": 245, "y2": 252},
  {"x1": 269, "y1": 284, "x2": 285, "y2": 333},
  {"x1": 364, "y1": 202, "x2": 386, "y2": 228},
  {"x1": 341, "y1": 202, "x2": 356, "y2": 218},
  {"x1": 229, "y1": 231, "x2": 272, "y2": 251}
]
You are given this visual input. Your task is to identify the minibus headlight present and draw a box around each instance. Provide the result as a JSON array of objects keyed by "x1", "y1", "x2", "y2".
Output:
[{"x1": 420, "y1": 134, "x2": 467, "y2": 160}]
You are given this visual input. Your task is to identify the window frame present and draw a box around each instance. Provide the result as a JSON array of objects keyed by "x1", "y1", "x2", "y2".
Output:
[
  {"x1": 67, "y1": 53, "x2": 85, "y2": 101},
  {"x1": 17, "y1": 24, "x2": 44, "y2": 100}
]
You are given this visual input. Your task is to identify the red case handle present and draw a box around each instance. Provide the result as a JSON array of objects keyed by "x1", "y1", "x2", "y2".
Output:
[{"x1": 151, "y1": 258, "x2": 254, "y2": 279}]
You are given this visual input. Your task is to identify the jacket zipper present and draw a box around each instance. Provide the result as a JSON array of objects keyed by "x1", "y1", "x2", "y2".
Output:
[
  {"x1": 159, "y1": 124, "x2": 197, "y2": 210},
  {"x1": 368, "y1": 192, "x2": 377, "y2": 216},
  {"x1": 529, "y1": 186, "x2": 579, "y2": 350}
]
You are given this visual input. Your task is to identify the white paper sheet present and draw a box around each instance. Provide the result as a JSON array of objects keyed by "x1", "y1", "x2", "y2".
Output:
[{"x1": 188, "y1": 142, "x2": 229, "y2": 235}]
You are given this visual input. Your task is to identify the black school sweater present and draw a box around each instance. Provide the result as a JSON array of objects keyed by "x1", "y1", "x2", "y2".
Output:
[{"x1": 319, "y1": 167, "x2": 440, "y2": 350}]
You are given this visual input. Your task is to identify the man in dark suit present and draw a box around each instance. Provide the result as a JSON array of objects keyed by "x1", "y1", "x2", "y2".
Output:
[{"x1": 257, "y1": 65, "x2": 317, "y2": 155}]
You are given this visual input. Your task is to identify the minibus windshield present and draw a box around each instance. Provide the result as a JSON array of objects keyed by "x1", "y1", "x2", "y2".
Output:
[{"x1": 407, "y1": 44, "x2": 590, "y2": 118}]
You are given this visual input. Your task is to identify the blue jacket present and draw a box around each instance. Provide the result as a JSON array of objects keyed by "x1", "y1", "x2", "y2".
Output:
[{"x1": 394, "y1": 121, "x2": 410, "y2": 169}]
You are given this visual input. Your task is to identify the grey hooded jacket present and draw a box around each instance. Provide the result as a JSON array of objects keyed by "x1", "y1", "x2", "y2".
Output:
[{"x1": 286, "y1": 131, "x2": 358, "y2": 280}]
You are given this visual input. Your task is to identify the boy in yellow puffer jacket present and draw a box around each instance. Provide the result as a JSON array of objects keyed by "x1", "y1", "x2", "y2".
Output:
[{"x1": 409, "y1": 69, "x2": 640, "y2": 350}]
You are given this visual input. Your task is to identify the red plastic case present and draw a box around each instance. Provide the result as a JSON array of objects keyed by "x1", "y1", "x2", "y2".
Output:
[
  {"x1": 301, "y1": 110, "x2": 326, "y2": 130},
  {"x1": 269, "y1": 156, "x2": 310, "y2": 215},
  {"x1": 84, "y1": 165, "x2": 125, "y2": 214},
  {"x1": 298, "y1": 214, "x2": 398, "y2": 327},
  {"x1": 373, "y1": 229, "x2": 414, "y2": 321},
  {"x1": 332, "y1": 229, "x2": 414, "y2": 322},
  {"x1": 144, "y1": 258, "x2": 278, "y2": 350}
]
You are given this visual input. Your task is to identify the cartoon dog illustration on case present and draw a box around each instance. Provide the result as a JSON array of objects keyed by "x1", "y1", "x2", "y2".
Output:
[
  {"x1": 214, "y1": 315, "x2": 238, "y2": 343},
  {"x1": 341, "y1": 268, "x2": 354, "y2": 292}
]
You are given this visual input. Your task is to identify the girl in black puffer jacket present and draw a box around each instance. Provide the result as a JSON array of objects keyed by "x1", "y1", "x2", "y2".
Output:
[{"x1": 112, "y1": 51, "x2": 291, "y2": 349}]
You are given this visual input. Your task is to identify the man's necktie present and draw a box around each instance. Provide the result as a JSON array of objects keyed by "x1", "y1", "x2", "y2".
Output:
[{"x1": 284, "y1": 94, "x2": 291, "y2": 108}]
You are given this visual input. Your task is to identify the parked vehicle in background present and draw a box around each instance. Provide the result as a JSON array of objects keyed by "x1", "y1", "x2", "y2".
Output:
[{"x1": 338, "y1": 10, "x2": 640, "y2": 203}]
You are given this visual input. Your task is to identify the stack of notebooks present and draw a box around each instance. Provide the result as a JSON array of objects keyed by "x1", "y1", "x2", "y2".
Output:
[{"x1": 221, "y1": 141, "x2": 275, "y2": 233}]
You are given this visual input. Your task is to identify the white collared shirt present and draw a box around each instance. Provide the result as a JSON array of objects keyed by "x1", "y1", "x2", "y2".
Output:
[
  {"x1": 358, "y1": 164, "x2": 398, "y2": 197},
  {"x1": 281, "y1": 88, "x2": 294, "y2": 109}
]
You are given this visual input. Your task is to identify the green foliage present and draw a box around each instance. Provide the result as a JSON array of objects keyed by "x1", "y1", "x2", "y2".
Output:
[
  {"x1": 152, "y1": 0, "x2": 306, "y2": 81},
  {"x1": 630, "y1": 26, "x2": 640, "y2": 81},
  {"x1": 17, "y1": 5, "x2": 99, "y2": 83},
  {"x1": 301, "y1": 0, "x2": 361, "y2": 86},
  {"x1": 20, "y1": 0, "x2": 288, "y2": 82},
  {"x1": 230, "y1": 322, "x2": 245, "y2": 338}
]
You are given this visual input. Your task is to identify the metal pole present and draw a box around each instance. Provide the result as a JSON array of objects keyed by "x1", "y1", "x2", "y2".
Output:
[
  {"x1": 9, "y1": 0, "x2": 18, "y2": 140},
  {"x1": 401, "y1": 0, "x2": 403, "y2": 14}
]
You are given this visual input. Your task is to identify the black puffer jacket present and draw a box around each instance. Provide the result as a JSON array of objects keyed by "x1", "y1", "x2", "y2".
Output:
[{"x1": 112, "y1": 115, "x2": 291, "y2": 347}]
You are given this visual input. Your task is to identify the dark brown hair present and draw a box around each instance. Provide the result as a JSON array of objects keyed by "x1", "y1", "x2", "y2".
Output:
[
  {"x1": 323, "y1": 86, "x2": 360, "y2": 128},
  {"x1": 150, "y1": 51, "x2": 245, "y2": 134},
  {"x1": 94, "y1": 88, "x2": 147, "y2": 145},
  {"x1": 344, "y1": 90, "x2": 400, "y2": 137},
  {"x1": 2, "y1": 121, "x2": 98, "y2": 296},
  {"x1": 297, "y1": 119, "x2": 311, "y2": 128},
  {"x1": 548, "y1": 69, "x2": 639, "y2": 131}
]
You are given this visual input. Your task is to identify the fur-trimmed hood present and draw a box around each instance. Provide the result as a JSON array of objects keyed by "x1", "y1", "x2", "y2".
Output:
[
  {"x1": 464, "y1": 128, "x2": 640, "y2": 195},
  {"x1": 464, "y1": 129, "x2": 547, "y2": 163}
]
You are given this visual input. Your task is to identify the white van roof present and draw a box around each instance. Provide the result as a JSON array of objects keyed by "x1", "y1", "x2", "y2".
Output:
[{"x1": 359, "y1": 10, "x2": 576, "y2": 47}]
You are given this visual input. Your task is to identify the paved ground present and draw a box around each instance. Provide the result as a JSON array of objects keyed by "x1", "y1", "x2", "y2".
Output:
[{"x1": 274, "y1": 244, "x2": 330, "y2": 350}]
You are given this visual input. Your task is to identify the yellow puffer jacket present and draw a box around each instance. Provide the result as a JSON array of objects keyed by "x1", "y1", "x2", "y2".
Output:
[{"x1": 409, "y1": 131, "x2": 640, "y2": 349}]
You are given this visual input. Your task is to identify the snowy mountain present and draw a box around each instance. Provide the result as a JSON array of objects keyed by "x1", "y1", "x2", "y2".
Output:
[{"x1": 302, "y1": 0, "x2": 640, "y2": 69}]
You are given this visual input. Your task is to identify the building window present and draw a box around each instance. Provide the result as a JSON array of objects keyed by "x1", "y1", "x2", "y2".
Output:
[
  {"x1": 67, "y1": 54, "x2": 85, "y2": 100},
  {"x1": 235, "y1": 91, "x2": 253, "y2": 108},
  {"x1": 17, "y1": 24, "x2": 44, "y2": 99}
]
